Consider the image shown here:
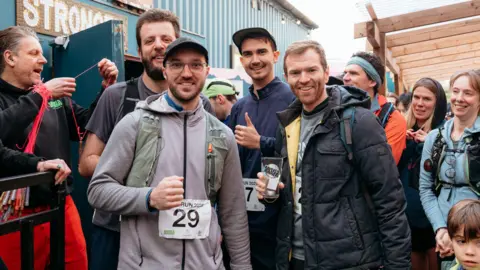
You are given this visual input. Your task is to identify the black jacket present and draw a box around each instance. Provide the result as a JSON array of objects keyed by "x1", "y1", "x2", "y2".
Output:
[
  {"x1": 0, "y1": 139, "x2": 41, "y2": 177},
  {"x1": 0, "y1": 78, "x2": 100, "y2": 206},
  {"x1": 274, "y1": 86, "x2": 411, "y2": 270}
]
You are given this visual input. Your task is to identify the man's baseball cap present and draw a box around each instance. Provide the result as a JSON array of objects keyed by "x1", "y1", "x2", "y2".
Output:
[
  {"x1": 232, "y1": 27, "x2": 277, "y2": 53},
  {"x1": 163, "y1": 37, "x2": 209, "y2": 66},
  {"x1": 203, "y1": 78, "x2": 239, "y2": 98}
]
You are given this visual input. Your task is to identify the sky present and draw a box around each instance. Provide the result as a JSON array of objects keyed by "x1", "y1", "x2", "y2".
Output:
[{"x1": 288, "y1": 0, "x2": 367, "y2": 73}]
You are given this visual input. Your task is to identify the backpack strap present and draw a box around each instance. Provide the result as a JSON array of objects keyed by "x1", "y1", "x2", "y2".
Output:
[
  {"x1": 125, "y1": 110, "x2": 163, "y2": 188},
  {"x1": 204, "y1": 112, "x2": 228, "y2": 206},
  {"x1": 465, "y1": 133, "x2": 480, "y2": 195},
  {"x1": 339, "y1": 107, "x2": 376, "y2": 212},
  {"x1": 430, "y1": 127, "x2": 446, "y2": 196},
  {"x1": 377, "y1": 102, "x2": 395, "y2": 128},
  {"x1": 122, "y1": 77, "x2": 141, "y2": 119},
  {"x1": 340, "y1": 107, "x2": 356, "y2": 161}
]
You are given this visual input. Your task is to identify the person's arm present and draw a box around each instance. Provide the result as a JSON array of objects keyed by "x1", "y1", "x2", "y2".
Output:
[
  {"x1": 352, "y1": 110, "x2": 411, "y2": 269},
  {"x1": 78, "y1": 134, "x2": 105, "y2": 177},
  {"x1": 0, "y1": 139, "x2": 42, "y2": 175},
  {"x1": 419, "y1": 130, "x2": 446, "y2": 232},
  {"x1": 217, "y1": 130, "x2": 252, "y2": 270},
  {"x1": 78, "y1": 85, "x2": 122, "y2": 177},
  {"x1": 0, "y1": 93, "x2": 43, "y2": 142},
  {"x1": 259, "y1": 135, "x2": 276, "y2": 157},
  {"x1": 384, "y1": 110, "x2": 407, "y2": 165},
  {"x1": 87, "y1": 113, "x2": 152, "y2": 215}
]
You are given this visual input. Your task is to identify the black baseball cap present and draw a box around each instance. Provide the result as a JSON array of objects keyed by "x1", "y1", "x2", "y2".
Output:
[
  {"x1": 232, "y1": 27, "x2": 277, "y2": 53},
  {"x1": 163, "y1": 37, "x2": 209, "y2": 66}
]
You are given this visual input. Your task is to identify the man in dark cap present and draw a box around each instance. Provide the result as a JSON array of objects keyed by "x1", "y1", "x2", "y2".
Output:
[
  {"x1": 88, "y1": 37, "x2": 251, "y2": 270},
  {"x1": 229, "y1": 27, "x2": 295, "y2": 270}
]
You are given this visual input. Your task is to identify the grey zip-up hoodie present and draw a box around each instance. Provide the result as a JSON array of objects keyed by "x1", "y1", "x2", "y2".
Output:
[{"x1": 87, "y1": 93, "x2": 251, "y2": 270}]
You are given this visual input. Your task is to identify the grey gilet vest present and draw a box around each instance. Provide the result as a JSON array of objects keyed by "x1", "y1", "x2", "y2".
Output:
[{"x1": 124, "y1": 108, "x2": 228, "y2": 206}]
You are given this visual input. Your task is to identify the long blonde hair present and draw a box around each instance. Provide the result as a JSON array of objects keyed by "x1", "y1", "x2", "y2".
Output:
[{"x1": 406, "y1": 78, "x2": 442, "y2": 132}]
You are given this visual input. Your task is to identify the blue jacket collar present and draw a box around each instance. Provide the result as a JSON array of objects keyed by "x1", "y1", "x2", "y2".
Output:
[
  {"x1": 165, "y1": 93, "x2": 183, "y2": 112},
  {"x1": 248, "y1": 77, "x2": 283, "y2": 101}
]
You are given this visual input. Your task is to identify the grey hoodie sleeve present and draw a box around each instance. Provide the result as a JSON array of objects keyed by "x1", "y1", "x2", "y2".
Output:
[
  {"x1": 87, "y1": 112, "x2": 153, "y2": 215},
  {"x1": 217, "y1": 130, "x2": 252, "y2": 270}
]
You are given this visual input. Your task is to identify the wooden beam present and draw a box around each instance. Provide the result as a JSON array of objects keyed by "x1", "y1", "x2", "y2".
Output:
[
  {"x1": 365, "y1": 38, "x2": 373, "y2": 52},
  {"x1": 396, "y1": 42, "x2": 480, "y2": 63},
  {"x1": 402, "y1": 57, "x2": 480, "y2": 76},
  {"x1": 403, "y1": 78, "x2": 409, "y2": 92},
  {"x1": 404, "y1": 65, "x2": 480, "y2": 82},
  {"x1": 386, "y1": 49, "x2": 399, "y2": 75},
  {"x1": 354, "y1": 22, "x2": 368, "y2": 38},
  {"x1": 387, "y1": 1, "x2": 479, "y2": 34},
  {"x1": 405, "y1": 71, "x2": 453, "y2": 82},
  {"x1": 366, "y1": 2, "x2": 378, "y2": 20},
  {"x1": 391, "y1": 30, "x2": 480, "y2": 57},
  {"x1": 398, "y1": 49, "x2": 480, "y2": 69},
  {"x1": 387, "y1": 17, "x2": 480, "y2": 47},
  {"x1": 367, "y1": 22, "x2": 381, "y2": 49},
  {"x1": 394, "y1": 74, "x2": 400, "y2": 94},
  {"x1": 406, "y1": 76, "x2": 452, "y2": 84}
]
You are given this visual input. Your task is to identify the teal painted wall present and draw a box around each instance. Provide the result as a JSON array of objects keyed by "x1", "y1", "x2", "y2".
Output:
[{"x1": 0, "y1": 0, "x2": 15, "y2": 29}]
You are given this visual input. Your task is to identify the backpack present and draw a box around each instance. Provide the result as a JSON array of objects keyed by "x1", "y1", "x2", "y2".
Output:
[
  {"x1": 377, "y1": 102, "x2": 395, "y2": 129},
  {"x1": 429, "y1": 127, "x2": 480, "y2": 196},
  {"x1": 339, "y1": 102, "x2": 395, "y2": 158},
  {"x1": 121, "y1": 77, "x2": 141, "y2": 120},
  {"x1": 123, "y1": 107, "x2": 228, "y2": 206}
]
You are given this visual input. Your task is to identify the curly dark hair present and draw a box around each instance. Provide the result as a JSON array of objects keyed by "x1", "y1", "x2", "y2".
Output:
[{"x1": 351, "y1": 51, "x2": 385, "y2": 94}]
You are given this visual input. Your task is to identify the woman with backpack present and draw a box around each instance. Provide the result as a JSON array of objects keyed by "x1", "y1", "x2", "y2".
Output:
[
  {"x1": 419, "y1": 70, "x2": 480, "y2": 269},
  {"x1": 398, "y1": 78, "x2": 447, "y2": 270}
]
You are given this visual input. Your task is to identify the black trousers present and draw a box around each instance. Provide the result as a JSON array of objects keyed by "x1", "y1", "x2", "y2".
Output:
[{"x1": 290, "y1": 258, "x2": 304, "y2": 270}]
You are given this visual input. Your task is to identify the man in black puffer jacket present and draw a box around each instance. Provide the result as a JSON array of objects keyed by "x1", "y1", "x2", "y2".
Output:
[{"x1": 256, "y1": 40, "x2": 411, "y2": 269}]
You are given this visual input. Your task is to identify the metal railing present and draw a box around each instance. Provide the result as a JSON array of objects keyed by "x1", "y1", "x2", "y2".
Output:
[{"x1": 0, "y1": 172, "x2": 65, "y2": 270}]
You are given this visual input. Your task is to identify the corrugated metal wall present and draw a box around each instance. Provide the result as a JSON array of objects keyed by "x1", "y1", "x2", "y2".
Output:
[{"x1": 158, "y1": 0, "x2": 310, "y2": 77}]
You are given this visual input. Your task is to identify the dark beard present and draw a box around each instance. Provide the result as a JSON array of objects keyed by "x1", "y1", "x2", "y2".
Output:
[{"x1": 141, "y1": 57, "x2": 165, "y2": 81}]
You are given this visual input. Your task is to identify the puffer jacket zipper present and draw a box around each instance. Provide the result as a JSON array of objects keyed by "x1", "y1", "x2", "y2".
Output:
[{"x1": 181, "y1": 114, "x2": 188, "y2": 270}]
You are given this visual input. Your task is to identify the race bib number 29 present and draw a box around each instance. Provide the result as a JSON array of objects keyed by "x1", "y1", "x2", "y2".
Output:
[
  {"x1": 243, "y1": 178, "x2": 265, "y2": 212},
  {"x1": 158, "y1": 199, "x2": 211, "y2": 239}
]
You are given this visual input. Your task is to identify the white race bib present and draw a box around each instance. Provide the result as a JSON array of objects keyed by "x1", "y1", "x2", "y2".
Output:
[
  {"x1": 158, "y1": 199, "x2": 211, "y2": 239},
  {"x1": 243, "y1": 178, "x2": 265, "y2": 212}
]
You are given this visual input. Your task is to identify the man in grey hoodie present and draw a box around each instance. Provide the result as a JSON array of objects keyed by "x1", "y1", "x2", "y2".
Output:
[{"x1": 87, "y1": 37, "x2": 251, "y2": 270}]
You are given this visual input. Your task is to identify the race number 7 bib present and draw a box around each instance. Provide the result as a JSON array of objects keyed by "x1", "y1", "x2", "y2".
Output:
[
  {"x1": 243, "y1": 178, "x2": 265, "y2": 212},
  {"x1": 158, "y1": 199, "x2": 211, "y2": 239}
]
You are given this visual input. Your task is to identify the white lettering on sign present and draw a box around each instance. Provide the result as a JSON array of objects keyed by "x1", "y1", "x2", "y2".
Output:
[
  {"x1": 19, "y1": 0, "x2": 127, "y2": 36},
  {"x1": 40, "y1": 0, "x2": 54, "y2": 30},
  {"x1": 23, "y1": 0, "x2": 39, "y2": 27},
  {"x1": 68, "y1": 5, "x2": 80, "y2": 33},
  {"x1": 80, "y1": 8, "x2": 93, "y2": 30},
  {"x1": 54, "y1": 0, "x2": 68, "y2": 34}
]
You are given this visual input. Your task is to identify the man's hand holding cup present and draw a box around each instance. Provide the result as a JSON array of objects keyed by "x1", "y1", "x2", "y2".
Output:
[{"x1": 256, "y1": 172, "x2": 284, "y2": 200}]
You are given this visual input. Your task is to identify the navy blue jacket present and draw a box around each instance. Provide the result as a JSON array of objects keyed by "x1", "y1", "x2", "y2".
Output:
[{"x1": 229, "y1": 77, "x2": 295, "y2": 238}]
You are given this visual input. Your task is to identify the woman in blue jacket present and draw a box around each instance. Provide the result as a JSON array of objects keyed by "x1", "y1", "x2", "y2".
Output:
[
  {"x1": 398, "y1": 78, "x2": 447, "y2": 270},
  {"x1": 420, "y1": 70, "x2": 480, "y2": 269}
]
